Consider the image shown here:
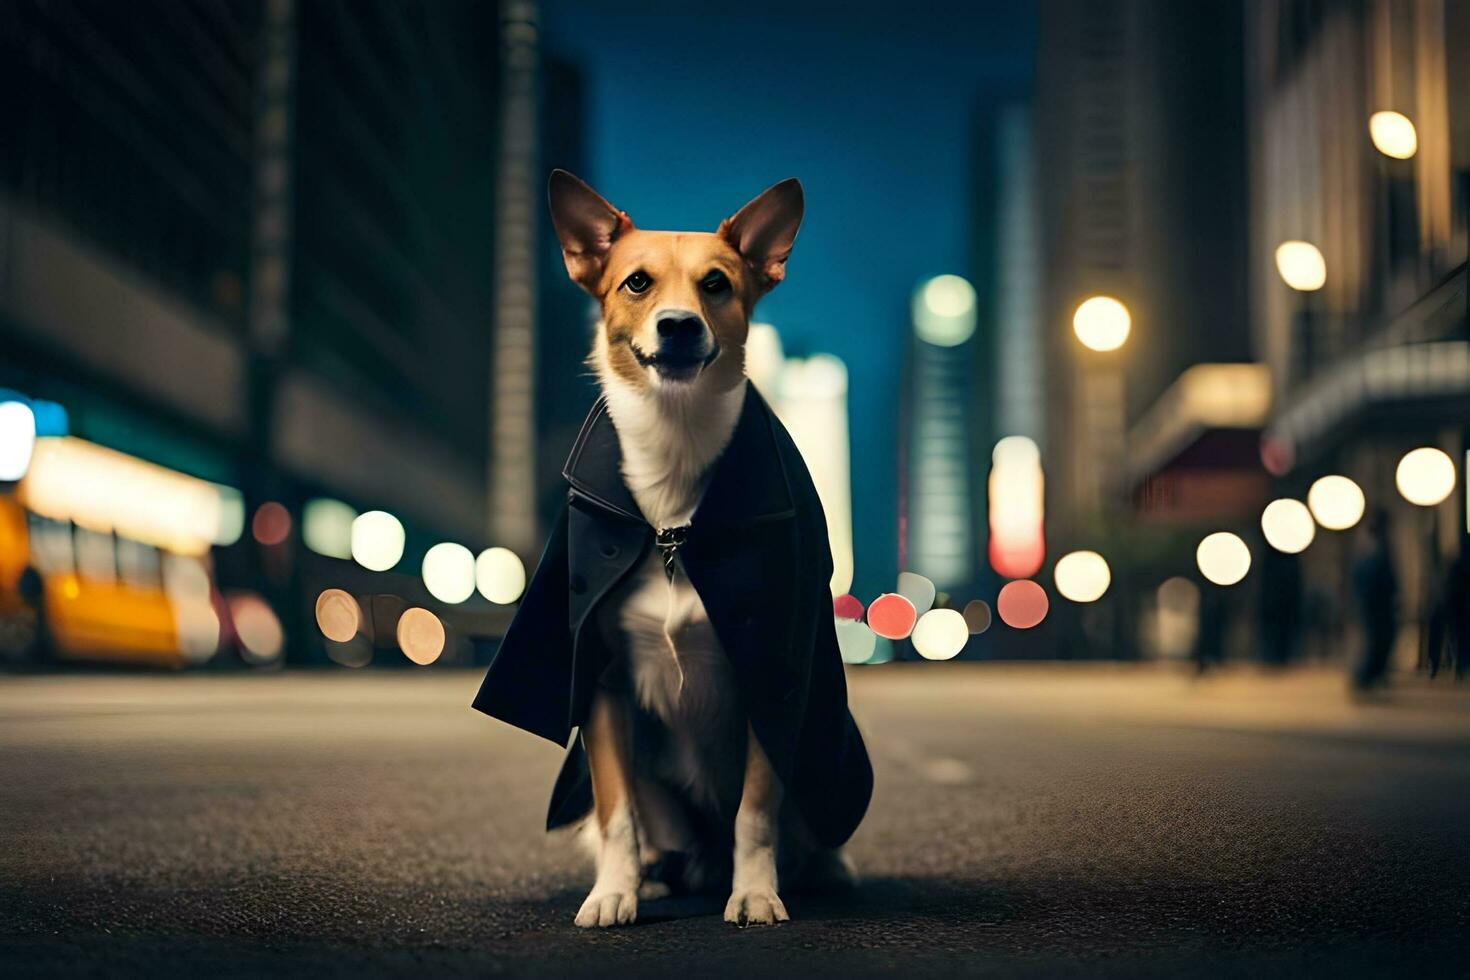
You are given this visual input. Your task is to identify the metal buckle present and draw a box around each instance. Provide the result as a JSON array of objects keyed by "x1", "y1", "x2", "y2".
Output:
[{"x1": 655, "y1": 525, "x2": 689, "y2": 581}]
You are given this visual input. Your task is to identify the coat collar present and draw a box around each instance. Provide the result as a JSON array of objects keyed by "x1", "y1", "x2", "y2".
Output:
[{"x1": 562, "y1": 382, "x2": 795, "y2": 528}]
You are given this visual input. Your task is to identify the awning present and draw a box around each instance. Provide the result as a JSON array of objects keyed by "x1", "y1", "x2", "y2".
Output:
[
  {"x1": 1262, "y1": 340, "x2": 1470, "y2": 471},
  {"x1": 1124, "y1": 363, "x2": 1272, "y2": 524}
]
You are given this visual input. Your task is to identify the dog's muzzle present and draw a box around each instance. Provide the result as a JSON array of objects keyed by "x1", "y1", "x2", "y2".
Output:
[{"x1": 630, "y1": 312, "x2": 719, "y2": 382}]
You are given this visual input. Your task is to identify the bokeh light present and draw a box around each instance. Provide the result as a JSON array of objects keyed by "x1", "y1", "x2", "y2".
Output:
[
  {"x1": 896, "y1": 571, "x2": 936, "y2": 616},
  {"x1": 0, "y1": 400, "x2": 37, "y2": 481},
  {"x1": 835, "y1": 618, "x2": 877, "y2": 664},
  {"x1": 397, "y1": 607, "x2": 445, "y2": 665},
  {"x1": 997, "y1": 580, "x2": 1048, "y2": 629},
  {"x1": 780, "y1": 353, "x2": 854, "y2": 595},
  {"x1": 302, "y1": 498, "x2": 357, "y2": 559},
  {"x1": 833, "y1": 594, "x2": 865, "y2": 621},
  {"x1": 961, "y1": 599, "x2": 992, "y2": 635},
  {"x1": 475, "y1": 547, "x2": 526, "y2": 604},
  {"x1": 912, "y1": 274, "x2": 977, "y2": 347},
  {"x1": 1307, "y1": 475, "x2": 1365, "y2": 530},
  {"x1": 1196, "y1": 531, "x2": 1251, "y2": 586},
  {"x1": 162, "y1": 553, "x2": 212, "y2": 603},
  {"x1": 911, "y1": 608, "x2": 968, "y2": 660},
  {"x1": 1275, "y1": 240, "x2": 1327, "y2": 291},
  {"x1": 351, "y1": 510, "x2": 405, "y2": 571},
  {"x1": 1053, "y1": 550, "x2": 1110, "y2": 603},
  {"x1": 989, "y1": 436, "x2": 1046, "y2": 579},
  {"x1": 1154, "y1": 577, "x2": 1201, "y2": 659},
  {"x1": 228, "y1": 593, "x2": 284, "y2": 665},
  {"x1": 867, "y1": 592, "x2": 917, "y2": 640},
  {"x1": 1395, "y1": 447, "x2": 1455, "y2": 507},
  {"x1": 1369, "y1": 110, "x2": 1417, "y2": 159},
  {"x1": 1072, "y1": 295, "x2": 1131, "y2": 352},
  {"x1": 251, "y1": 501, "x2": 292, "y2": 546},
  {"x1": 173, "y1": 599, "x2": 221, "y2": 663},
  {"x1": 1260, "y1": 498, "x2": 1315, "y2": 554},
  {"x1": 422, "y1": 542, "x2": 476, "y2": 604},
  {"x1": 315, "y1": 588, "x2": 361, "y2": 643}
]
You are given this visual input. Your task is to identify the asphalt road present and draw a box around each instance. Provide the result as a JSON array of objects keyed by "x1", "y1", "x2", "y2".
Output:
[{"x1": 1, "y1": 665, "x2": 1468, "y2": 978}]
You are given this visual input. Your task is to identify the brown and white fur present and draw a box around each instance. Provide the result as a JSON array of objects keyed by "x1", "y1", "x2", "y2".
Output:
[{"x1": 548, "y1": 170, "x2": 847, "y2": 928}]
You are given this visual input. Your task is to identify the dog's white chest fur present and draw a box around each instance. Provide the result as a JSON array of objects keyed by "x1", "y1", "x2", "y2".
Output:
[
  {"x1": 594, "y1": 373, "x2": 749, "y2": 809},
  {"x1": 605, "y1": 552, "x2": 737, "y2": 739}
]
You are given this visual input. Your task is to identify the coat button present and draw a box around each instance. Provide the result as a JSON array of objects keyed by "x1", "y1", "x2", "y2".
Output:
[
  {"x1": 600, "y1": 542, "x2": 620, "y2": 559},
  {"x1": 570, "y1": 574, "x2": 587, "y2": 595}
]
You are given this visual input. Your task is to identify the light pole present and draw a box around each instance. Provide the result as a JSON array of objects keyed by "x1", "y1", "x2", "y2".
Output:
[{"x1": 1070, "y1": 294, "x2": 1131, "y2": 656}]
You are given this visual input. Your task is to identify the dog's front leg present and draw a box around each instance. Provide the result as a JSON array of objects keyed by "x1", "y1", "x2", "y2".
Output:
[
  {"x1": 575, "y1": 689, "x2": 641, "y2": 928},
  {"x1": 724, "y1": 722, "x2": 790, "y2": 926}
]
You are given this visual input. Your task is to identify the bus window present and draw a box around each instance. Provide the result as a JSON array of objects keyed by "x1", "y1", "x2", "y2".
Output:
[
  {"x1": 75, "y1": 528, "x2": 117, "y2": 583},
  {"x1": 27, "y1": 515, "x2": 74, "y2": 575},
  {"x1": 118, "y1": 537, "x2": 162, "y2": 590}
]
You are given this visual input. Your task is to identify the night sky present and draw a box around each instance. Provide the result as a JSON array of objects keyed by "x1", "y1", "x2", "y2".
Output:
[{"x1": 541, "y1": 1, "x2": 1037, "y2": 599}]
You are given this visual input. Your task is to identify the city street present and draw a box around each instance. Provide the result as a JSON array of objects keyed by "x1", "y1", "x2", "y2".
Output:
[{"x1": 2, "y1": 665, "x2": 1468, "y2": 978}]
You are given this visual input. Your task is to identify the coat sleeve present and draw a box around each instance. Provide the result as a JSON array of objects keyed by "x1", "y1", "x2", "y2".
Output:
[{"x1": 470, "y1": 503, "x2": 575, "y2": 746}]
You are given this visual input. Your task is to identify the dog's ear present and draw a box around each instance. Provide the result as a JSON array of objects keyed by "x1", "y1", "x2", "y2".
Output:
[
  {"x1": 548, "y1": 170, "x2": 634, "y2": 294},
  {"x1": 718, "y1": 178, "x2": 804, "y2": 294}
]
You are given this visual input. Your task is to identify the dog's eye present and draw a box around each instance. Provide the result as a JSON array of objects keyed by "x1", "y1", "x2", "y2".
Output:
[
  {"x1": 621, "y1": 271, "x2": 652, "y2": 294},
  {"x1": 700, "y1": 271, "x2": 731, "y2": 295}
]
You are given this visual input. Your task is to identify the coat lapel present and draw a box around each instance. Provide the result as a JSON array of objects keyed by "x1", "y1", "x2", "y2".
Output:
[
  {"x1": 561, "y1": 383, "x2": 796, "y2": 530},
  {"x1": 561, "y1": 396, "x2": 643, "y2": 523}
]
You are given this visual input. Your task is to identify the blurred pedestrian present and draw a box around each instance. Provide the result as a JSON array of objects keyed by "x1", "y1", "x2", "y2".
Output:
[
  {"x1": 1351, "y1": 509, "x2": 1398, "y2": 691},
  {"x1": 1427, "y1": 549, "x2": 1470, "y2": 680},
  {"x1": 1259, "y1": 548, "x2": 1303, "y2": 667},
  {"x1": 1195, "y1": 582, "x2": 1227, "y2": 674}
]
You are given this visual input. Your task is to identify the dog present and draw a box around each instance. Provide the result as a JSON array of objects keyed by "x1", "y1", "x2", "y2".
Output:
[{"x1": 473, "y1": 171, "x2": 872, "y2": 929}]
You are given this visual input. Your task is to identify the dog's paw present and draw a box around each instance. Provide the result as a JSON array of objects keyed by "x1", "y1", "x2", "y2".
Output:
[
  {"x1": 574, "y1": 887, "x2": 638, "y2": 928},
  {"x1": 723, "y1": 887, "x2": 789, "y2": 927}
]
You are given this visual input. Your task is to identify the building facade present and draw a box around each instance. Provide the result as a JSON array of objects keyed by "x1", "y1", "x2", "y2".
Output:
[
  {"x1": 1, "y1": 0, "x2": 516, "y2": 663},
  {"x1": 1250, "y1": 0, "x2": 1470, "y2": 668}
]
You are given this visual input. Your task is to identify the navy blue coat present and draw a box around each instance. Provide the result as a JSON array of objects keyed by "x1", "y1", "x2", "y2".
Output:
[{"x1": 471, "y1": 384, "x2": 872, "y2": 848}]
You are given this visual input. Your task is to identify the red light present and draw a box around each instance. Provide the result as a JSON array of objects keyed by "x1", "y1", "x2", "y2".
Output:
[
  {"x1": 867, "y1": 593, "x2": 917, "y2": 640},
  {"x1": 989, "y1": 534, "x2": 1046, "y2": 579},
  {"x1": 1260, "y1": 436, "x2": 1294, "y2": 477},
  {"x1": 833, "y1": 593, "x2": 865, "y2": 621},
  {"x1": 252, "y1": 501, "x2": 292, "y2": 546},
  {"x1": 997, "y1": 580, "x2": 1049, "y2": 629}
]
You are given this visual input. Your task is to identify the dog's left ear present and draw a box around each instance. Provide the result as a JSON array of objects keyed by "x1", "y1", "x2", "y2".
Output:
[{"x1": 718, "y1": 178, "x2": 803, "y2": 294}]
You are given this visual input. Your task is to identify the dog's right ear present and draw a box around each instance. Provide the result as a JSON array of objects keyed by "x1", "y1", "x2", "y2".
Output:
[{"x1": 548, "y1": 170, "x2": 633, "y2": 295}]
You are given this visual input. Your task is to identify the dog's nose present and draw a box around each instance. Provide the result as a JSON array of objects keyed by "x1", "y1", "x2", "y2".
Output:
[{"x1": 656, "y1": 313, "x2": 705, "y2": 345}]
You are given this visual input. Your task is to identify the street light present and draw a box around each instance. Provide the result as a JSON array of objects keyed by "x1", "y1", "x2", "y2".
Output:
[
  {"x1": 1395, "y1": 447, "x2": 1455, "y2": 507},
  {"x1": 1196, "y1": 532, "x2": 1251, "y2": 586},
  {"x1": 1053, "y1": 550, "x2": 1111, "y2": 602},
  {"x1": 1369, "y1": 111, "x2": 1418, "y2": 160},
  {"x1": 911, "y1": 608, "x2": 968, "y2": 661},
  {"x1": 422, "y1": 542, "x2": 477, "y2": 604},
  {"x1": 1307, "y1": 475, "x2": 1365, "y2": 531},
  {"x1": 350, "y1": 510, "x2": 405, "y2": 571},
  {"x1": 476, "y1": 547, "x2": 527, "y2": 604},
  {"x1": 1260, "y1": 498, "x2": 1316, "y2": 554},
  {"x1": 1275, "y1": 241, "x2": 1327, "y2": 291},
  {"x1": 912, "y1": 274, "x2": 977, "y2": 347},
  {"x1": 1072, "y1": 295, "x2": 1131, "y2": 352}
]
